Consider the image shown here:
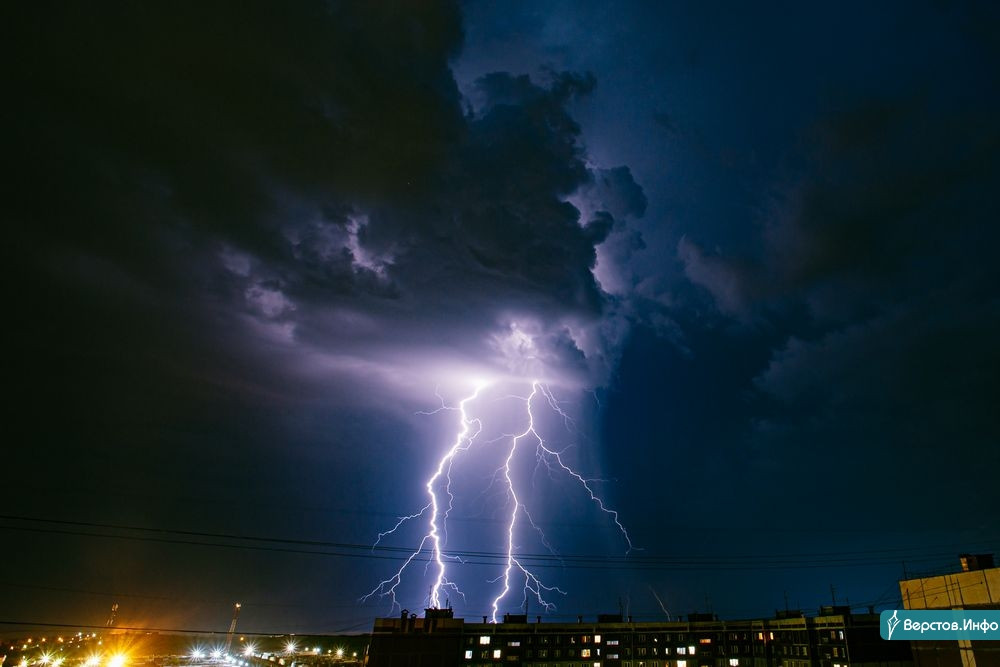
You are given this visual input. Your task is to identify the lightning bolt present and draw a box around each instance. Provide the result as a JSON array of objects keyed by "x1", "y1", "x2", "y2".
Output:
[
  {"x1": 490, "y1": 383, "x2": 564, "y2": 622},
  {"x1": 362, "y1": 385, "x2": 483, "y2": 612},
  {"x1": 364, "y1": 380, "x2": 632, "y2": 618}
]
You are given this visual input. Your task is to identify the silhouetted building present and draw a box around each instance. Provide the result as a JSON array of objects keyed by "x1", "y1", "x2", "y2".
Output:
[
  {"x1": 367, "y1": 606, "x2": 911, "y2": 667},
  {"x1": 899, "y1": 554, "x2": 1000, "y2": 667}
]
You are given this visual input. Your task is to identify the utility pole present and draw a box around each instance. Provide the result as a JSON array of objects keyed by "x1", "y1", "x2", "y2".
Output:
[{"x1": 224, "y1": 603, "x2": 241, "y2": 655}]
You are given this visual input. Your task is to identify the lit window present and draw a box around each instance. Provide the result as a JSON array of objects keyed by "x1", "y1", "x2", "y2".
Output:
[
  {"x1": 465, "y1": 650, "x2": 472, "y2": 660},
  {"x1": 594, "y1": 635, "x2": 602, "y2": 643},
  {"x1": 700, "y1": 639, "x2": 712, "y2": 644},
  {"x1": 677, "y1": 647, "x2": 686, "y2": 655},
  {"x1": 689, "y1": 646, "x2": 696, "y2": 655},
  {"x1": 508, "y1": 641, "x2": 520, "y2": 647},
  {"x1": 838, "y1": 631, "x2": 844, "y2": 640},
  {"x1": 730, "y1": 660, "x2": 739, "y2": 666},
  {"x1": 769, "y1": 633, "x2": 774, "y2": 641},
  {"x1": 582, "y1": 649, "x2": 591, "y2": 658},
  {"x1": 678, "y1": 661, "x2": 687, "y2": 667},
  {"x1": 492, "y1": 649, "x2": 501, "y2": 659},
  {"x1": 480, "y1": 636, "x2": 491, "y2": 645},
  {"x1": 757, "y1": 633, "x2": 763, "y2": 641},
  {"x1": 607, "y1": 640, "x2": 619, "y2": 646}
]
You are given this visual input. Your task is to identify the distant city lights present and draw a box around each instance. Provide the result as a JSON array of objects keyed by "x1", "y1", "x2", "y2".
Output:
[{"x1": 5, "y1": 634, "x2": 364, "y2": 667}]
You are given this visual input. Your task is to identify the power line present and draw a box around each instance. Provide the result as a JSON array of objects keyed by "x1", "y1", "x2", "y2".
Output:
[
  {"x1": 4, "y1": 523, "x2": 982, "y2": 572},
  {"x1": 0, "y1": 620, "x2": 368, "y2": 636},
  {"x1": 3, "y1": 514, "x2": 995, "y2": 570},
  {"x1": 0, "y1": 582, "x2": 341, "y2": 609}
]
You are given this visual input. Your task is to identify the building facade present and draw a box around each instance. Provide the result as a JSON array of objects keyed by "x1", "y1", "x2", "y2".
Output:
[
  {"x1": 899, "y1": 554, "x2": 1000, "y2": 667},
  {"x1": 367, "y1": 607, "x2": 911, "y2": 667}
]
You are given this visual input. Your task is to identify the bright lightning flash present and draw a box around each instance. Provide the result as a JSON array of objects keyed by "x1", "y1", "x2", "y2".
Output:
[
  {"x1": 363, "y1": 386, "x2": 484, "y2": 610},
  {"x1": 363, "y1": 380, "x2": 631, "y2": 619}
]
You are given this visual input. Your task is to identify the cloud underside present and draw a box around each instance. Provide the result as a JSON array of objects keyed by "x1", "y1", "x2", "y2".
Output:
[{"x1": 7, "y1": 1, "x2": 649, "y2": 403}]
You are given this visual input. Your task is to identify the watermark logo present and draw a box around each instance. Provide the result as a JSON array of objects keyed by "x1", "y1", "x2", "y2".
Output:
[
  {"x1": 880, "y1": 610, "x2": 1000, "y2": 640},
  {"x1": 886, "y1": 610, "x2": 900, "y2": 640}
]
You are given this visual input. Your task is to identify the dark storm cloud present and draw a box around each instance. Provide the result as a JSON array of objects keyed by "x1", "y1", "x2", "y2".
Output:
[
  {"x1": 678, "y1": 93, "x2": 1000, "y2": 320},
  {"x1": 6, "y1": 0, "x2": 648, "y2": 414},
  {"x1": 10, "y1": 0, "x2": 998, "y2": 631},
  {"x1": 676, "y1": 237, "x2": 757, "y2": 319},
  {"x1": 4, "y1": 1, "x2": 657, "y2": 630},
  {"x1": 673, "y1": 90, "x2": 1000, "y2": 500}
]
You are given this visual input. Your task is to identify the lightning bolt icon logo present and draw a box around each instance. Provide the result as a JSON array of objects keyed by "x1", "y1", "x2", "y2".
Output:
[{"x1": 887, "y1": 610, "x2": 900, "y2": 640}]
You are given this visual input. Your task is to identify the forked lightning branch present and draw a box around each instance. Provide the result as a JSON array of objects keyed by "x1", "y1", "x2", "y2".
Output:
[{"x1": 362, "y1": 381, "x2": 632, "y2": 621}]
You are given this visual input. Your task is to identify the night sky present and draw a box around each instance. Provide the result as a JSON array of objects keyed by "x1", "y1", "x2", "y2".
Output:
[{"x1": 4, "y1": 1, "x2": 999, "y2": 636}]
